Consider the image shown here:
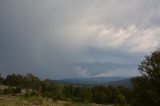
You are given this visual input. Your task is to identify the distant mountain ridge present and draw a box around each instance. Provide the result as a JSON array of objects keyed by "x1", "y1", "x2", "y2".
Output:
[
  {"x1": 55, "y1": 77, "x2": 132, "y2": 87},
  {"x1": 104, "y1": 78, "x2": 132, "y2": 88}
]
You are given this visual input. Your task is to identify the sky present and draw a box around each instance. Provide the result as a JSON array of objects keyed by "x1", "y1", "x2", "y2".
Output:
[{"x1": 0, "y1": 0, "x2": 160, "y2": 79}]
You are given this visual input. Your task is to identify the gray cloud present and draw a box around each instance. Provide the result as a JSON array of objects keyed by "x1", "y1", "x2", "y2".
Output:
[{"x1": 0, "y1": 0, "x2": 160, "y2": 79}]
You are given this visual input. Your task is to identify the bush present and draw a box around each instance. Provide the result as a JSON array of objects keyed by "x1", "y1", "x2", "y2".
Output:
[
  {"x1": 30, "y1": 90, "x2": 39, "y2": 96},
  {"x1": 114, "y1": 93, "x2": 128, "y2": 106},
  {"x1": 3, "y1": 87, "x2": 21, "y2": 95}
]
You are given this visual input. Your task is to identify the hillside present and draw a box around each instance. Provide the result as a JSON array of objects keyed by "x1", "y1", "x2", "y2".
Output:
[
  {"x1": 55, "y1": 77, "x2": 132, "y2": 87},
  {"x1": 103, "y1": 78, "x2": 132, "y2": 88}
]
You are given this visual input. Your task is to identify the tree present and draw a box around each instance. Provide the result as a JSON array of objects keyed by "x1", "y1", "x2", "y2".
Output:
[
  {"x1": 42, "y1": 79, "x2": 64, "y2": 100},
  {"x1": 4, "y1": 74, "x2": 24, "y2": 87},
  {"x1": 117, "y1": 86, "x2": 133, "y2": 104},
  {"x1": 3, "y1": 73, "x2": 43, "y2": 96},
  {"x1": 80, "y1": 87, "x2": 92, "y2": 103},
  {"x1": 114, "y1": 93, "x2": 128, "y2": 106},
  {"x1": 23, "y1": 73, "x2": 42, "y2": 90},
  {"x1": 0, "y1": 73, "x2": 4, "y2": 84},
  {"x1": 92, "y1": 86, "x2": 107, "y2": 104},
  {"x1": 138, "y1": 49, "x2": 160, "y2": 79},
  {"x1": 132, "y1": 49, "x2": 160, "y2": 106}
]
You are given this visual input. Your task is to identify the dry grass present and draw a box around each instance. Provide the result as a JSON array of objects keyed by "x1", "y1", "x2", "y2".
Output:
[
  {"x1": 0, "y1": 95, "x2": 112, "y2": 106},
  {"x1": 0, "y1": 95, "x2": 64, "y2": 106}
]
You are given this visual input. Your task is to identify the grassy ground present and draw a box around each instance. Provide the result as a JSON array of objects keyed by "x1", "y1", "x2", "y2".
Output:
[{"x1": 0, "y1": 95, "x2": 112, "y2": 106}]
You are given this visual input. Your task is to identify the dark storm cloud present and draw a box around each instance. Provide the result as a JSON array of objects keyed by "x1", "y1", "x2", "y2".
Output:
[{"x1": 0, "y1": 0, "x2": 160, "y2": 79}]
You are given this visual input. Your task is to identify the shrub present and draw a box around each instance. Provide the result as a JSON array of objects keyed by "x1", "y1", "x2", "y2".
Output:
[
  {"x1": 114, "y1": 93, "x2": 128, "y2": 106},
  {"x1": 3, "y1": 87, "x2": 21, "y2": 95}
]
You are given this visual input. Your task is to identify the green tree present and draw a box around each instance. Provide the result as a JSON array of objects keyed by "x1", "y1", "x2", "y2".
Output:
[
  {"x1": 132, "y1": 49, "x2": 160, "y2": 106},
  {"x1": 92, "y1": 86, "x2": 107, "y2": 104},
  {"x1": 24, "y1": 73, "x2": 42, "y2": 90},
  {"x1": 117, "y1": 86, "x2": 133, "y2": 104},
  {"x1": 80, "y1": 87, "x2": 92, "y2": 103},
  {"x1": 42, "y1": 79, "x2": 64, "y2": 100},
  {"x1": 4, "y1": 74, "x2": 24, "y2": 87},
  {"x1": 4, "y1": 73, "x2": 42, "y2": 96},
  {"x1": 114, "y1": 93, "x2": 128, "y2": 106}
]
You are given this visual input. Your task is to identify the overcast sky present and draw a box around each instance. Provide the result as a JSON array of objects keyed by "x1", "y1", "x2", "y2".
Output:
[{"x1": 0, "y1": 0, "x2": 160, "y2": 79}]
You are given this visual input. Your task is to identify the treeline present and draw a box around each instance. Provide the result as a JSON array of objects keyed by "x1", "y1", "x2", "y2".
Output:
[
  {"x1": 1, "y1": 49, "x2": 160, "y2": 106},
  {"x1": 0, "y1": 73, "x2": 132, "y2": 106}
]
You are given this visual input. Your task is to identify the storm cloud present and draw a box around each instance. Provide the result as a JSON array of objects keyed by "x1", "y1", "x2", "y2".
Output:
[{"x1": 0, "y1": 0, "x2": 160, "y2": 79}]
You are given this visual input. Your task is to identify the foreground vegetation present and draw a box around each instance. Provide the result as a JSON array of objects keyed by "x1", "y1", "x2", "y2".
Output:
[
  {"x1": 0, "y1": 95, "x2": 113, "y2": 106},
  {"x1": 0, "y1": 49, "x2": 160, "y2": 106},
  {"x1": 0, "y1": 76, "x2": 129, "y2": 106}
]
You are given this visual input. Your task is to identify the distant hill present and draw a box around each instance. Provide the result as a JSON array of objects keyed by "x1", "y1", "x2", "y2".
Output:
[
  {"x1": 55, "y1": 77, "x2": 132, "y2": 87},
  {"x1": 102, "y1": 78, "x2": 132, "y2": 88}
]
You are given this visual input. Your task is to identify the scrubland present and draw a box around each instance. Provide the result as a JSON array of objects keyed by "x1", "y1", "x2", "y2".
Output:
[{"x1": 0, "y1": 95, "x2": 112, "y2": 106}]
